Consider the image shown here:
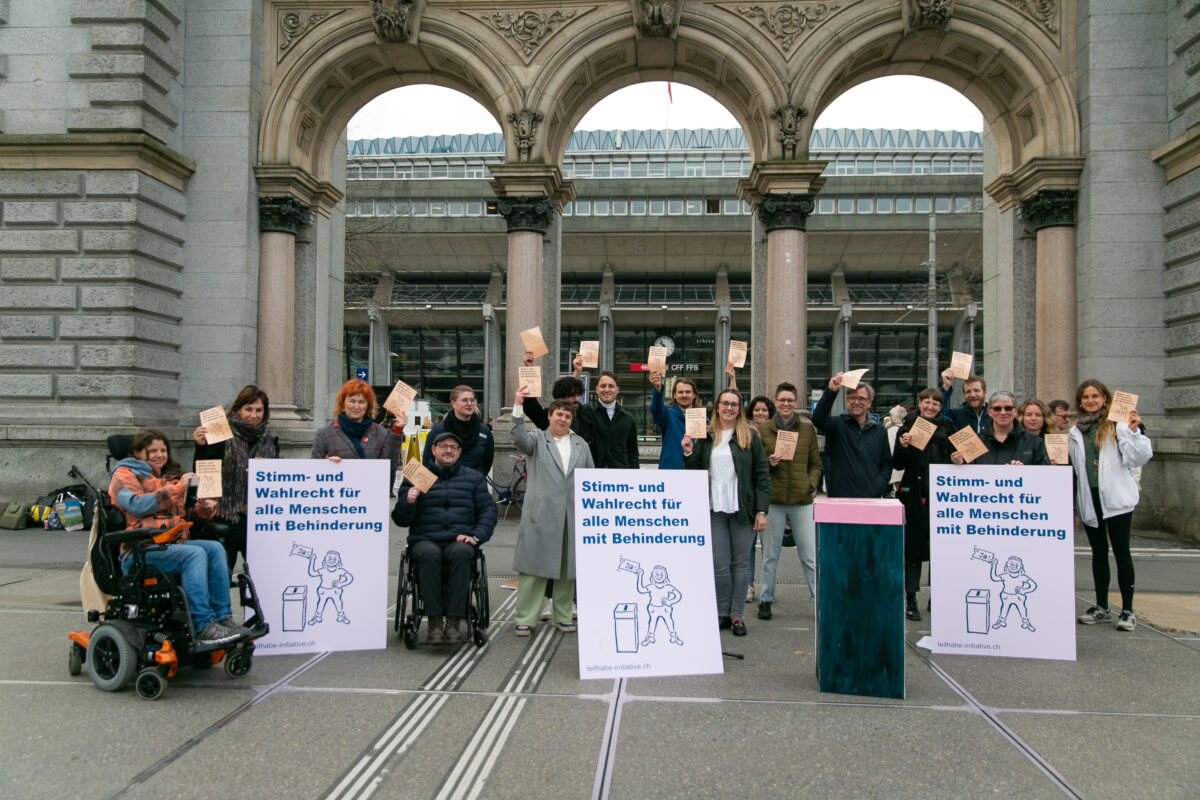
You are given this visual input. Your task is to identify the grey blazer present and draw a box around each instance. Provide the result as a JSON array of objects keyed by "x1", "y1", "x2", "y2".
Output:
[{"x1": 510, "y1": 413, "x2": 595, "y2": 580}]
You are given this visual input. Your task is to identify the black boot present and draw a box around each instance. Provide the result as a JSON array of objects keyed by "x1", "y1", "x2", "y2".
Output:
[{"x1": 905, "y1": 593, "x2": 922, "y2": 621}]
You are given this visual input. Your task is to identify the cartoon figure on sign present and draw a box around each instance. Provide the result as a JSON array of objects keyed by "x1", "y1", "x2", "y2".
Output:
[
  {"x1": 306, "y1": 549, "x2": 355, "y2": 625},
  {"x1": 986, "y1": 554, "x2": 1038, "y2": 632},
  {"x1": 636, "y1": 564, "x2": 684, "y2": 646}
]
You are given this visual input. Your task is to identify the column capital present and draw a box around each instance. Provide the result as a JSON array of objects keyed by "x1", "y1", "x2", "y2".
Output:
[
  {"x1": 1021, "y1": 189, "x2": 1078, "y2": 231},
  {"x1": 755, "y1": 193, "x2": 817, "y2": 233},
  {"x1": 983, "y1": 156, "x2": 1084, "y2": 213},
  {"x1": 496, "y1": 195, "x2": 555, "y2": 234},
  {"x1": 737, "y1": 161, "x2": 827, "y2": 208},
  {"x1": 258, "y1": 196, "x2": 311, "y2": 235},
  {"x1": 253, "y1": 164, "x2": 344, "y2": 217},
  {"x1": 488, "y1": 164, "x2": 575, "y2": 208}
]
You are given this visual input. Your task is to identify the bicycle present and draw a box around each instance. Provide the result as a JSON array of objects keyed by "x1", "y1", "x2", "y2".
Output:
[{"x1": 485, "y1": 454, "x2": 526, "y2": 517}]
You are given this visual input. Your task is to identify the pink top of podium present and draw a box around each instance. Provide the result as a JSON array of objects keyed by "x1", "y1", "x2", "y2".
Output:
[{"x1": 813, "y1": 497, "x2": 905, "y2": 526}]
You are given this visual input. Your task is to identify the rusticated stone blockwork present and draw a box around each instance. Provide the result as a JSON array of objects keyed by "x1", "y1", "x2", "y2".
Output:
[{"x1": 0, "y1": 169, "x2": 186, "y2": 418}]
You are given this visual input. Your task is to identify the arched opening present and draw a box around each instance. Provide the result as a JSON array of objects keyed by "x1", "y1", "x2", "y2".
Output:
[{"x1": 808, "y1": 76, "x2": 986, "y2": 413}]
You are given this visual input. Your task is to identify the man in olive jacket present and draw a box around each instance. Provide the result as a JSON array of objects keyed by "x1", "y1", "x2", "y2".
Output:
[{"x1": 755, "y1": 382, "x2": 822, "y2": 619}]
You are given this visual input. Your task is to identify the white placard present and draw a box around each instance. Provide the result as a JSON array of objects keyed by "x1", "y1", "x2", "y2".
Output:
[
  {"x1": 247, "y1": 459, "x2": 390, "y2": 654},
  {"x1": 929, "y1": 464, "x2": 1075, "y2": 661},
  {"x1": 574, "y1": 469, "x2": 723, "y2": 680}
]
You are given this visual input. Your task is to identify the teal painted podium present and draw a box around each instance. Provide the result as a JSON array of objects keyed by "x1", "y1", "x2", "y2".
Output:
[{"x1": 814, "y1": 497, "x2": 906, "y2": 699}]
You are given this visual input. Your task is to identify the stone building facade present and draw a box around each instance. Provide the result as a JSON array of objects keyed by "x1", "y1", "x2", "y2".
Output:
[{"x1": 0, "y1": 1, "x2": 1195, "y2": 538}]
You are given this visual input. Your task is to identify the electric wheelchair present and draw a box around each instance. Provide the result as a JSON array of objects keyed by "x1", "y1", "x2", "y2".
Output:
[
  {"x1": 393, "y1": 543, "x2": 490, "y2": 649},
  {"x1": 67, "y1": 446, "x2": 269, "y2": 700}
]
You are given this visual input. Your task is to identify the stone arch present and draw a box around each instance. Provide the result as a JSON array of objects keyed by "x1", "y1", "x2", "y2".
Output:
[{"x1": 790, "y1": 5, "x2": 1079, "y2": 176}]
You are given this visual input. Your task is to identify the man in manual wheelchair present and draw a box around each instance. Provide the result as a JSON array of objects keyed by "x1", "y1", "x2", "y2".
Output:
[{"x1": 392, "y1": 431, "x2": 496, "y2": 646}]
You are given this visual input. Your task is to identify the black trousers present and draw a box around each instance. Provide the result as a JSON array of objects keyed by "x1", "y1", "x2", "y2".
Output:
[
  {"x1": 411, "y1": 539, "x2": 474, "y2": 617},
  {"x1": 1083, "y1": 487, "x2": 1135, "y2": 611}
]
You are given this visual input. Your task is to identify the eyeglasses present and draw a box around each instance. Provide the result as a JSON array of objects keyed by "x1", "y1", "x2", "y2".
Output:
[
  {"x1": 434, "y1": 444, "x2": 461, "y2": 451},
  {"x1": 991, "y1": 405, "x2": 1015, "y2": 412},
  {"x1": 718, "y1": 401, "x2": 740, "y2": 409},
  {"x1": 776, "y1": 397, "x2": 796, "y2": 404}
]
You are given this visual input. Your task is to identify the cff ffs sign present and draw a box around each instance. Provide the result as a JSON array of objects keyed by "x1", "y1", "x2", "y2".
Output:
[{"x1": 629, "y1": 363, "x2": 701, "y2": 372}]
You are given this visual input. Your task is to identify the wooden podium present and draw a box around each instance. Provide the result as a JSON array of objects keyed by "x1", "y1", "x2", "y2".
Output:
[{"x1": 813, "y1": 497, "x2": 906, "y2": 699}]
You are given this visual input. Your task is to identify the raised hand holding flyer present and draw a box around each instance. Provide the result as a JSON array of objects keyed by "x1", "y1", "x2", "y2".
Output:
[
  {"x1": 727, "y1": 340, "x2": 747, "y2": 368},
  {"x1": 518, "y1": 365, "x2": 542, "y2": 397},
  {"x1": 382, "y1": 379, "x2": 417, "y2": 416},
  {"x1": 685, "y1": 408, "x2": 707, "y2": 438},
  {"x1": 1107, "y1": 391, "x2": 1138, "y2": 424},
  {"x1": 199, "y1": 406, "x2": 233, "y2": 444},
  {"x1": 580, "y1": 340, "x2": 599, "y2": 368},
  {"x1": 842, "y1": 368, "x2": 869, "y2": 390},
  {"x1": 774, "y1": 430, "x2": 798, "y2": 460},
  {"x1": 949, "y1": 351, "x2": 974, "y2": 380},
  {"x1": 949, "y1": 427, "x2": 988, "y2": 463},
  {"x1": 401, "y1": 459, "x2": 438, "y2": 493},
  {"x1": 647, "y1": 346, "x2": 668, "y2": 374},
  {"x1": 908, "y1": 417, "x2": 938, "y2": 451},
  {"x1": 519, "y1": 326, "x2": 549, "y2": 358}
]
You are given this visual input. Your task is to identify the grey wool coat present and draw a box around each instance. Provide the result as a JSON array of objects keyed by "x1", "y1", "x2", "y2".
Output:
[{"x1": 510, "y1": 413, "x2": 595, "y2": 580}]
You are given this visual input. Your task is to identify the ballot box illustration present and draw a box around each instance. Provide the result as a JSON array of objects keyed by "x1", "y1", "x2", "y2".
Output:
[
  {"x1": 282, "y1": 585, "x2": 308, "y2": 632},
  {"x1": 613, "y1": 602, "x2": 639, "y2": 653},
  {"x1": 965, "y1": 589, "x2": 992, "y2": 634},
  {"x1": 814, "y1": 497, "x2": 905, "y2": 699}
]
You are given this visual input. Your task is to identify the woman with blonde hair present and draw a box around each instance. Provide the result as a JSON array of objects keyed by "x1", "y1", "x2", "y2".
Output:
[
  {"x1": 1068, "y1": 379, "x2": 1152, "y2": 631},
  {"x1": 682, "y1": 389, "x2": 770, "y2": 636}
]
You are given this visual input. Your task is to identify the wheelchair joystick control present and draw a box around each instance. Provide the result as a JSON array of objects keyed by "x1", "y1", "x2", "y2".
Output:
[{"x1": 123, "y1": 604, "x2": 139, "y2": 619}]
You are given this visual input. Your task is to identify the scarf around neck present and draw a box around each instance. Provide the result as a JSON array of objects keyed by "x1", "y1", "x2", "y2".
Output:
[
  {"x1": 337, "y1": 413, "x2": 371, "y2": 459},
  {"x1": 220, "y1": 417, "x2": 277, "y2": 522},
  {"x1": 443, "y1": 410, "x2": 481, "y2": 452},
  {"x1": 1074, "y1": 410, "x2": 1103, "y2": 434}
]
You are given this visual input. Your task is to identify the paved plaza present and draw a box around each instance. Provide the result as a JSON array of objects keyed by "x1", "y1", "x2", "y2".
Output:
[{"x1": 1, "y1": 517, "x2": 1197, "y2": 800}]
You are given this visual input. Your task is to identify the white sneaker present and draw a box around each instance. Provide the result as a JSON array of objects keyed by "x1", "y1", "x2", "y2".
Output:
[
  {"x1": 1115, "y1": 609, "x2": 1137, "y2": 631},
  {"x1": 746, "y1": 581, "x2": 759, "y2": 604},
  {"x1": 539, "y1": 598, "x2": 552, "y2": 621}
]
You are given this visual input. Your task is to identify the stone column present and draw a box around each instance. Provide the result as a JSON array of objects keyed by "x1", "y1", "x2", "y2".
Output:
[
  {"x1": 739, "y1": 164, "x2": 826, "y2": 396},
  {"x1": 1022, "y1": 190, "x2": 1078, "y2": 403},
  {"x1": 489, "y1": 166, "x2": 575, "y2": 403},
  {"x1": 257, "y1": 196, "x2": 310, "y2": 422}
]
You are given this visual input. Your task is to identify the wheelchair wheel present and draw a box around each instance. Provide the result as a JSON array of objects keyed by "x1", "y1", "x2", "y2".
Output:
[
  {"x1": 224, "y1": 649, "x2": 252, "y2": 678},
  {"x1": 88, "y1": 624, "x2": 136, "y2": 692},
  {"x1": 472, "y1": 628, "x2": 488, "y2": 647},
  {"x1": 473, "y1": 551, "x2": 490, "y2": 628},
  {"x1": 135, "y1": 668, "x2": 166, "y2": 701},
  {"x1": 396, "y1": 553, "x2": 419, "y2": 649},
  {"x1": 68, "y1": 642, "x2": 86, "y2": 677},
  {"x1": 511, "y1": 475, "x2": 526, "y2": 510}
]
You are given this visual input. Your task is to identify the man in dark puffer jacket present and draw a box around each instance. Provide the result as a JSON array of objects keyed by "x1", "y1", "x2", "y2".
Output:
[{"x1": 392, "y1": 431, "x2": 497, "y2": 644}]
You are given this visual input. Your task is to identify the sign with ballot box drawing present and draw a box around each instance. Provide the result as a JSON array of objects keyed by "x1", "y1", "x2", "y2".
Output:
[
  {"x1": 929, "y1": 464, "x2": 1075, "y2": 661},
  {"x1": 247, "y1": 459, "x2": 390, "y2": 655},
  {"x1": 574, "y1": 469, "x2": 723, "y2": 680}
]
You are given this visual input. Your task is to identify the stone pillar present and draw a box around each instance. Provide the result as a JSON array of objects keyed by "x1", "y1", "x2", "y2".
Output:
[
  {"x1": 257, "y1": 196, "x2": 309, "y2": 422},
  {"x1": 489, "y1": 166, "x2": 575, "y2": 403},
  {"x1": 739, "y1": 164, "x2": 826, "y2": 396},
  {"x1": 1022, "y1": 190, "x2": 1078, "y2": 403}
]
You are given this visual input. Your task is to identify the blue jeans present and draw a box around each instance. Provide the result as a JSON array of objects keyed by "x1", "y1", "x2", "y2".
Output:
[
  {"x1": 760, "y1": 503, "x2": 816, "y2": 603},
  {"x1": 122, "y1": 539, "x2": 231, "y2": 630}
]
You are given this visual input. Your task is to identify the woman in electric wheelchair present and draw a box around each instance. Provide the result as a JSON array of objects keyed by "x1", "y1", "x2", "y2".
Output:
[
  {"x1": 108, "y1": 428, "x2": 246, "y2": 647},
  {"x1": 392, "y1": 431, "x2": 497, "y2": 644}
]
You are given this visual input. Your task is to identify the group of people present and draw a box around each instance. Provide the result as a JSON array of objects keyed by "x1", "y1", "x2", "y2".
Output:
[{"x1": 105, "y1": 357, "x2": 1153, "y2": 650}]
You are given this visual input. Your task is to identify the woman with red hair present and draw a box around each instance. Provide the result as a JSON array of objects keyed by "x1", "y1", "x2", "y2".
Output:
[{"x1": 311, "y1": 380, "x2": 406, "y2": 472}]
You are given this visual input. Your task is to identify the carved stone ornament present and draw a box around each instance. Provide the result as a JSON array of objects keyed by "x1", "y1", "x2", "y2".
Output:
[
  {"x1": 371, "y1": 0, "x2": 423, "y2": 43},
  {"x1": 506, "y1": 109, "x2": 545, "y2": 162},
  {"x1": 1004, "y1": 0, "x2": 1057, "y2": 35},
  {"x1": 909, "y1": 0, "x2": 954, "y2": 30},
  {"x1": 482, "y1": 9, "x2": 576, "y2": 58},
  {"x1": 1021, "y1": 189, "x2": 1076, "y2": 231},
  {"x1": 736, "y1": 3, "x2": 841, "y2": 53},
  {"x1": 757, "y1": 193, "x2": 816, "y2": 233},
  {"x1": 259, "y1": 196, "x2": 311, "y2": 235},
  {"x1": 771, "y1": 104, "x2": 808, "y2": 160},
  {"x1": 497, "y1": 195, "x2": 555, "y2": 234},
  {"x1": 634, "y1": 0, "x2": 680, "y2": 37},
  {"x1": 280, "y1": 10, "x2": 335, "y2": 56}
]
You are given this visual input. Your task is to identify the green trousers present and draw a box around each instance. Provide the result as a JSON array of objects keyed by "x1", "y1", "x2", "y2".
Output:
[{"x1": 515, "y1": 532, "x2": 574, "y2": 626}]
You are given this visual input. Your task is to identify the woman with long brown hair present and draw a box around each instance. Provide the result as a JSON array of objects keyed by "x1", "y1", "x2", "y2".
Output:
[
  {"x1": 681, "y1": 389, "x2": 770, "y2": 637},
  {"x1": 1068, "y1": 379, "x2": 1152, "y2": 631}
]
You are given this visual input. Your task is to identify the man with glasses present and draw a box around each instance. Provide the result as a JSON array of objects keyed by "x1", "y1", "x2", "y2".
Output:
[
  {"x1": 951, "y1": 391, "x2": 1049, "y2": 466},
  {"x1": 393, "y1": 431, "x2": 497, "y2": 643},
  {"x1": 1049, "y1": 399, "x2": 1072, "y2": 431},
  {"x1": 755, "y1": 382, "x2": 822, "y2": 618},
  {"x1": 812, "y1": 373, "x2": 893, "y2": 498}
]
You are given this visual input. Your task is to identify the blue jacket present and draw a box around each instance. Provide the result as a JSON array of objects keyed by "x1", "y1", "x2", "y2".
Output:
[
  {"x1": 391, "y1": 461, "x2": 497, "y2": 544},
  {"x1": 812, "y1": 388, "x2": 893, "y2": 498},
  {"x1": 939, "y1": 387, "x2": 993, "y2": 433},
  {"x1": 649, "y1": 387, "x2": 687, "y2": 469}
]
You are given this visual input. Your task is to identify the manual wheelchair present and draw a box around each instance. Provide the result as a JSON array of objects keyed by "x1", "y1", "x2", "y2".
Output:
[
  {"x1": 393, "y1": 542, "x2": 490, "y2": 649},
  {"x1": 66, "y1": 455, "x2": 269, "y2": 700}
]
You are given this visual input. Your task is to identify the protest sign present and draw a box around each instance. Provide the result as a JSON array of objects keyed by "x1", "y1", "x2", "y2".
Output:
[
  {"x1": 685, "y1": 408, "x2": 707, "y2": 439},
  {"x1": 580, "y1": 340, "x2": 599, "y2": 368},
  {"x1": 575, "y1": 469, "x2": 722, "y2": 679},
  {"x1": 928, "y1": 464, "x2": 1074, "y2": 661},
  {"x1": 247, "y1": 459, "x2": 389, "y2": 654},
  {"x1": 520, "y1": 326, "x2": 549, "y2": 358},
  {"x1": 727, "y1": 340, "x2": 747, "y2": 368},
  {"x1": 383, "y1": 380, "x2": 417, "y2": 416},
  {"x1": 842, "y1": 368, "x2": 869, "y2": 390},
  {"x1": 199, "y1": 406, "x2": 233, "y2": 444},
  {"x1": 195, "y1": 460, "x2": 222, "y2": 499},
  {"x1": 949, "y1": 351, "x2": 974, "y2": 380},
  {"x1": 518, "y1": 365, "x2": 542, "y2": 397},
  {"x1": 774, "y1": 430, "x2": 798, "y2": 460}
]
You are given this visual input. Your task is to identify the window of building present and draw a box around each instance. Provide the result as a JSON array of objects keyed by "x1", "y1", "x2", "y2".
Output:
[
  {"x1": 562, "y1": 202, "x2": 573, "y2": 216},
  {"x1": 592, "y1": 162, "x2": 611, "y2": 178},
  {"x1": 612, "y1": 163, "x2": 629, "y2": 178},
  {"x1": 954, "y1": 196, "x2": 973, "y2": 213},
  {"x1": 631, "y1": 161, "x2": 648, "y2": 178},
  {"x1": 857, "y1": 198, "x2": 874, "y2": 214},
  {"x1": 837, "y1": 198, "x2": 854, "y2": 214},
  {"x1": 876, "y1": 197, "x2": 893, "y2": 213},
  {"x1": 612, "y1": 199, "x2": 628, "y2": 215},
  {"x1": 573, "y1": 162, "x2": 592, "y2": 178},
  {"x1": 411, "y1": 201, "x2": 429, "y2": 215},
  {"x1": 650, "y1": 199, "x2": 665, "y2": 215},
  {"x1": 466, "y1": 200, "x2": 482, "y2": 216},
  {"x1": 817, "y1": 198, "x2": 835, "y2": 214},
  {"x1": 667, "y1": 161, "x2": 685, "y2": 177},
  {"x1": 575, "y1": 199, "x2": 591, "y2": 216},
  {"x1": 448, "y1": 201, "x2": 464, "y2": 216},
  {"x1": 723, "y1": 198, "x2": 741, "y2": 215},
  {"x1": 705, "y1": 198, "x2": 721, "y2": 214},
  {"x1": 895, "y1": 197, "x2": 913, "y2": 214},
  {"x1": 630, "y1": 199, "x2": 647, "y2": 215},
  {"x1": 648, "y1": 160, "x2": 666, "y2": 177},
  {"x1": 593, "y1": 199, "x2": 610, "y2": 216},
  {"x1": 430, "y1": 164, "x2": 448, "y2": 179},
  {"x1": 686, "y1": 199, "x2": 703, "y2": 215},
  {"x1": 914, "y1": 197, "x2": 931, "y2": 214},
  {"x1": 668, "y1": 199, "x2": 684, "y2": 215},
  {"x1": 934, "y1": 196, "x2": 952, "y2": 213}
]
